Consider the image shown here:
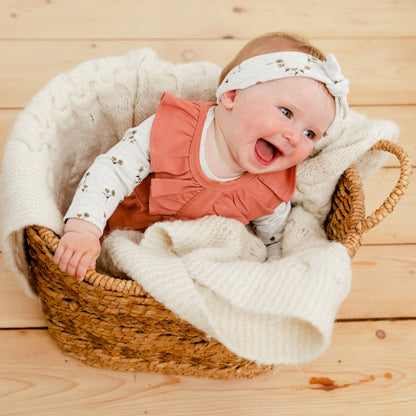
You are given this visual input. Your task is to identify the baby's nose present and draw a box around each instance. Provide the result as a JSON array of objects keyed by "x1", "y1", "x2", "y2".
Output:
[{"x1": 283, "y1": 125, "x2": 302, "y2": 145}]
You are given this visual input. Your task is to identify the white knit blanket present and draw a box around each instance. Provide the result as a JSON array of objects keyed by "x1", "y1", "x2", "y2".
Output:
[{"x1": 0, "y1": 48, "x2": 399, "y2": 365}]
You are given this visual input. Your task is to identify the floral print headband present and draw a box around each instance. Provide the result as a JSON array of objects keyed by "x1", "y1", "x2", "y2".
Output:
[{"x1": 216, "y1": 51, "x2": 350, "y2": 132}]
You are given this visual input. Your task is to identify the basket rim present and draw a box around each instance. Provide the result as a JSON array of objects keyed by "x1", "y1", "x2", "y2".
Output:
[
  {"x1": 324, "y1": 163, "x2": 365, "y2": 258},
  {"x1": 26, "y1": 225, "x2": 146, "y2": 295}
]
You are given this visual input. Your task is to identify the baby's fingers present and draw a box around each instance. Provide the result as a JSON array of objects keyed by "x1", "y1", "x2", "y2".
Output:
[
  {"x1": 74, "y1": 253, "x2": 95, "y2": 281},
  {"x1": 53, "y1": 242, "x2": 66, "y2": 267},
  {"x1": 66, "y1": 250, "x2": 86, "y2": 280},
  {"x1": 55, "y1": 247, "x2": 74, "y2": 274},
  {"x1": 89, "y1": 254, "x2": 99, "y2": 273}
]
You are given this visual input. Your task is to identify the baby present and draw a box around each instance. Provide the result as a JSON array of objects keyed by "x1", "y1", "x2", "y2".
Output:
[{"x1": 54, "y1": 32, "x2": 349, "y2": 280}]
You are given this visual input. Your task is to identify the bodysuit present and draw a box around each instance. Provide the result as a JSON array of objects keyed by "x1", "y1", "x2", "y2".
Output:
[{"x1": 65, "y1": 93, "x2": 297, "y2": 256}]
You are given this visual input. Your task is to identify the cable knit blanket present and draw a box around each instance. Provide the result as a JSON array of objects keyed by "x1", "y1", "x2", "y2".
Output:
[{"x1": 0, "y1": 48, "x2": 399, "y2": 365}]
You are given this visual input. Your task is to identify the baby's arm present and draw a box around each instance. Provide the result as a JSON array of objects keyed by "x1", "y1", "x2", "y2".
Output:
[
  {"x1": 54, "y1": 218, "x2": 101, "y2": 281},
  {"x1": 251, "y1": 202, "x2": 291, "y2": 260},
  {"x1": 55, "y1": 115, "x2": 154, "y2": 280}
]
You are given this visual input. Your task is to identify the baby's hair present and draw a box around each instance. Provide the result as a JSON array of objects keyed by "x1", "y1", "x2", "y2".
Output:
[{"x1": 219, "y1": 32, "x2": 326, "y2": 85}]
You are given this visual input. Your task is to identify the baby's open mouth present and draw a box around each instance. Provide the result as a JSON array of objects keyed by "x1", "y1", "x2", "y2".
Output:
[{"x1": 254, "y1": 138, "x2": 282, "y2": 165}]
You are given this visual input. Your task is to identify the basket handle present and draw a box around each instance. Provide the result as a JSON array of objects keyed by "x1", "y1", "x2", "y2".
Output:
[{"x1": 360, "y1": 140, "x2": 413, "y2": 233}]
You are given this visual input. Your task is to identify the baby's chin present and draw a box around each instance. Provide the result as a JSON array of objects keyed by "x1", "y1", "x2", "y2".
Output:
[{"x1": 245, "y1": 162, "x2": 286, "y2": 175}]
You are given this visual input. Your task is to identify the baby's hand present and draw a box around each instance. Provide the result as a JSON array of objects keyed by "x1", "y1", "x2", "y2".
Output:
[{"x1": 54, "y1": 218, "x2": 102, "y2": 281}]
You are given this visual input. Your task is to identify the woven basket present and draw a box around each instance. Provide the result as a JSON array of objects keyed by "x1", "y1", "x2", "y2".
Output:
[{"x1": 24, "y1": 140, "x2": 412, "y2": 379}]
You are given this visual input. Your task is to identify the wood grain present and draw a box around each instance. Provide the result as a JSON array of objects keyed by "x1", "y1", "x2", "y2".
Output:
[
  {"x1": 1, "y1": 0, "x2": 415, "y2": 413},
  {"x1": 1, "y1": 0, "x2": 415, "y2": 39},
  {"x1": 361, "y1": 167, "x2": 415, "y2": 244},
  {"x1": 1, "y1": 38, "x2": 415, "y2": 108},
  {"x1": 0, "y1": 321, "x2": 415, "y2": 416},
  {"x1": 0, "y1": 255, "x2": 45, "y2": 328},
  {"x1": 340, "y1": 245, "x2": 416, "y2": 319}
]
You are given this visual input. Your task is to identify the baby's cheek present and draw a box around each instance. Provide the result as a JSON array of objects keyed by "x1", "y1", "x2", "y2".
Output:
[
  {"x1": 293, "y1": 142, "x2": 314, "y2": 164},
  {"x1": 246, "y1": 118, "x2": 272, "y2": 136},
  {"x1": 303, "y1": 142, "x2": 316, "y2": 158},
  {"x1": 239, "y1": 114, "x2": 256, "y2": 131}
]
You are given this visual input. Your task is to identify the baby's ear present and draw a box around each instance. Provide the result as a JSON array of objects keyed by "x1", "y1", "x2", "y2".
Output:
[{"x1": 220, "y1": 90, "x2": 237, "y2": 110}]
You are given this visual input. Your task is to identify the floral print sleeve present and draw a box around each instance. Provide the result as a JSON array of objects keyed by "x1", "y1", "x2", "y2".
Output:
[
  {"x1": 64, "y1": 115, "x2": 155, "y2": 234},
  {"x1": 251, "y1": 201, "x2": 291, "y2": 260}
]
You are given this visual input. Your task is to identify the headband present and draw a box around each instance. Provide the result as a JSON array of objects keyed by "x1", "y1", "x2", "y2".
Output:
[{"x1": 216, "y1": 52, "x2": 350, "y2": 132}]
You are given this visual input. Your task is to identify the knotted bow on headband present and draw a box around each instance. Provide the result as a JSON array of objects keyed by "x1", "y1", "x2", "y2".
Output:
[{"x1": 216, "y1": 52, "x2": 350, "y2": 132}]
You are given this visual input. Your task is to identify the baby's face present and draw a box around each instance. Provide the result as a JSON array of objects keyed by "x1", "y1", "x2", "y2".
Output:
[{"x1": 220, "y1": 77, "x2": 336, "y2": 175}]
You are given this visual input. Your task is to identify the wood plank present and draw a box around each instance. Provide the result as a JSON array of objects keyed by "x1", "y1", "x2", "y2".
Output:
[
  {"x1": 1, "y1": 244, "x2": 415, "y2": 328},
  {"x1": 0, "y1": 110, "x2": 16, "y2": 163},
  {"x1": 339, "y1": 245, "x2": 416, "y2": 319},
  {"x1": 0, "y1": 110, "x2": 17, "y2": 142},
  {"x1": 0, "y1": 38, "x2": 415, "y2": 108},
  {"x1": 361, "y1": 167, "x2": 415, "y2": 245},
  {"x1": 360, "y1": 106, "x2": 416, "y2": 166},
  {"x1": 1, "y1": 0, "x2": 415, "y2": 39},
  {"x1": 323, "y1": 38, "x2": 416, "y2": 106},
  {"x1": 0, "y1": 321, "x2": 415, "y2": 415},
  {"x1": 0, "y1": 254, "x2": 45, "y2": 328},
  {"x1": 2, "y1": 107, "x2": 415, "y2": 166}
]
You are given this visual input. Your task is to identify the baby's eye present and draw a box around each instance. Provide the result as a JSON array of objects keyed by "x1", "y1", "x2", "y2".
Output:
[
  {"x1": 280, "y1": 107, "x2": 292, "y2": 118},
  {"x1": 304, "y1": 130, "x2": 316, "y2": 139}
]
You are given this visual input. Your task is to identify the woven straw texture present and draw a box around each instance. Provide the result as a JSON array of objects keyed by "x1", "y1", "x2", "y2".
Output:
[{"x1": 24, "y1": 140, "x2": 412, "y2": 379}]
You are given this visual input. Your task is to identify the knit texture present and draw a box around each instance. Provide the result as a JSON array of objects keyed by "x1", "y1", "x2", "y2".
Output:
[
  {"x1": 0, "y1": 48, "x2": 219, "y2": 295},
  {"x1": 99, "y1": 217, "x2": 351, "y2": 364},
  {"x1": 0, "y1": 48, "x2": 399, "y2": 365}
]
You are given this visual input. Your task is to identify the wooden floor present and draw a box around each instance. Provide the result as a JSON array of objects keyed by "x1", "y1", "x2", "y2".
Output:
[{"x1": 1, "y1": 1, "x2": 415, "y2": 415}]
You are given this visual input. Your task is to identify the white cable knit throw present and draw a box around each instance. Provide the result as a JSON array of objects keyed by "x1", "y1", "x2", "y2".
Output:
[{"x1": 0, "y1": 48, "x2": 399, "y2": 365}]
